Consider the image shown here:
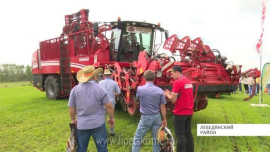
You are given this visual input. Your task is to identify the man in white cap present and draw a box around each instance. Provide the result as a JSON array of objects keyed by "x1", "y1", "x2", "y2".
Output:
[
  {"x1": 68, "y1": 65, "x2": 114, "y2": 152},
  {"x1": 99, "y1": 68, "x2": 121, "y2": 136}
]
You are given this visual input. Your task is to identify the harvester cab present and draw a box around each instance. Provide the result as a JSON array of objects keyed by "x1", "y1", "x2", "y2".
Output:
[{"x1": 103, "y1": 20, "x2": 169, "y2": 62}]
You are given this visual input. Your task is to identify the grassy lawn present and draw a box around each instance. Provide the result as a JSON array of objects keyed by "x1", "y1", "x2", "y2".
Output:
[{"x1": 1, "y1": 82, "x2": 270, "y2": 152}]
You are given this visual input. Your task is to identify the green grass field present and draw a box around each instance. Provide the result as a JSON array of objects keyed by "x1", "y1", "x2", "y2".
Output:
[{"x1": 1, "y1": 82, "x2": 270, "y2": 152}]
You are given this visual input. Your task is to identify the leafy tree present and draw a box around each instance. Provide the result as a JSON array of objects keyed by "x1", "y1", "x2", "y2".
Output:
[
  {"x1": 0, "y1": 64, "x2": 32, "y2": 82},
  {"x1": 25, "y1": 65, "x2": 32, "y2": 81}
]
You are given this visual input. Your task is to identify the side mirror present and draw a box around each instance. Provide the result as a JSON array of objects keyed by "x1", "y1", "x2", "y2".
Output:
[
  {"x1": 93, "y1": 22, "x2": 99, "y2": 37},
  {"x1": 165, "y1": 30, "x2": 169, "y2": 39}
]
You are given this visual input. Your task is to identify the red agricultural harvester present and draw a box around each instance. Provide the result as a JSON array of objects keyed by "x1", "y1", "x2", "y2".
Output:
[{"x1": 32, "y1": 9, "x2": 260, "y2": 115}]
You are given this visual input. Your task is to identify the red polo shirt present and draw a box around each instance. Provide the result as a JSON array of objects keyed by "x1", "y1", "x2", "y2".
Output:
[{"x1": 172, "y1": 76, "x2": 194, "y2": 115}]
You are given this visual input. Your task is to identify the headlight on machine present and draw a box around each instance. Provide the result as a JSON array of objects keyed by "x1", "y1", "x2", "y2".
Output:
[{"x1": 156, "y1": 70, "x2": 162, "y2": 78}]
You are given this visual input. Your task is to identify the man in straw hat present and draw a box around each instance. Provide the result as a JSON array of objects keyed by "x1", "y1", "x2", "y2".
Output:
[
  {"x1": 68, "y1": 65, "x2": 114, "y2": 152},
  {"x1": 132, "y1": 70, "x2": 167, "y2": 152},
  {"x1": 99, "y1": 68, "x2": 121, "y2": 136},
  {"x1": 164, "y1": 65, "x2": 194, "y2": 152}
]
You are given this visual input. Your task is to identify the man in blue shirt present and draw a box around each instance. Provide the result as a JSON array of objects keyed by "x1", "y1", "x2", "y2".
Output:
[
  {"x1": 68, "y1": 66, "x2": 114, "y2": 152},
  {"x1": 99, "y1": 68, "x2": 121, "y2": 136},
  {"x1": 132, "y1": 70, "x2": 167, "y2": 152}
]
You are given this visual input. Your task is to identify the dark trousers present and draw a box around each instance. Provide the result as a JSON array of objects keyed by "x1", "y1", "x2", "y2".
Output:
[
  {"x1": 174, "y1": 115, "x2": 194, "y2": 152},
  {"x1": 256, "y1": 84, "x2": 259, "y2": 93},
  {"x1": 244, "y1": 84, "x2": 249, "y2": 94},
  {"x1": 239, "y1": 83, "x2": 242, "y2": 92}
]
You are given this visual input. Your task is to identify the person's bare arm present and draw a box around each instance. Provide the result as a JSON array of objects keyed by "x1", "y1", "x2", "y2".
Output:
[
  {"x1": 164, "y1": 89, "x2": 178, "y2": 103},
  {"x1": 160, "y1": 104, "x2": 167, "y2": 127},
  {"x1": 114, "y1": 93, "x2": 120, "y2": 97},
  {"x1": 69, "y1": 107, "x2": 77, "y2": 124},
  {"x1": 104, "y1": 102, "x2": 114, "y2": 119}
]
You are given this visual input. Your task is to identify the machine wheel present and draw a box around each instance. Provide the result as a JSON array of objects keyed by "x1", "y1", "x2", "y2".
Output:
[
  {"x1": 127, "y1": 94, "x2": 138, "y2": 116},
  {"x1": 45, "y1": 75, "x2": 61, "y2": 100},
  {"x1": 119, "y1": 94, "x2": 127, "y2": 111},
  {"x1": 194, "y1": 96, "x2": 208, "y2": 111},
  {"x1": 197, "y1": 98, "x2": 208, "y2": 111}
]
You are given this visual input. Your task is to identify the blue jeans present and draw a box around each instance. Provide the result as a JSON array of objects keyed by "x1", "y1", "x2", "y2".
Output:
[
  {"x1": 132, "y1": 113, "x2": 161, "y2": 152},
  {"x1": 248, "y1": 85, "x2": 254, "y2": 96},
  {"x1": 76, "y1": 123, "x2": 108, "y2": 152}
]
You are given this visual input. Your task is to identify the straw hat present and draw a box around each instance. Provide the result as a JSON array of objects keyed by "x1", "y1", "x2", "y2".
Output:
[
  {"x1": 104, "y1": 69, "x2": 112, "y2": 75},
  {"x1": 76, "y1": 66, "x2": 103, "y2": 83}
]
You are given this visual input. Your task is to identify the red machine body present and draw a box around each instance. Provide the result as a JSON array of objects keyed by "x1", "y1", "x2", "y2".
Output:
[
  {"x1": 32, "y1": 9, "x2": 260, "y2": 115},
  {"x1": 162, "y1": 35, "x2": 260, "y2": 111}
]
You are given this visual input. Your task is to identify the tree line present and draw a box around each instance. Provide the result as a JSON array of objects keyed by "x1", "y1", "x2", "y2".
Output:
[{"x1": 0, "y1": 64, "x2": 32, "y2": 82}]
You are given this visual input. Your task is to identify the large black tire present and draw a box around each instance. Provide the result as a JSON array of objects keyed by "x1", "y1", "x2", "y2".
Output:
[
  {"x1": 193, "y1": 96, "x2": 208, "y2": 111},
  {"x1": 118, "y1": 94, "x2": 127, "y2": 112},
  {"x1": 45, "y1": 75, "x2": 61, "y2": 100}
]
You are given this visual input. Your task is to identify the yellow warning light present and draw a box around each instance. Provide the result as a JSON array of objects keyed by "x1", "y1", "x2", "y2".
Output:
[
  {"x1": 72, "y1": 71, "x2": 74, "y2": 73},
  {"x1": 57, "y1": 71, "x2": 60, "y2": 74},
  {"x1": 140, "y1": 68, "x2": 143, "y2": 74}
]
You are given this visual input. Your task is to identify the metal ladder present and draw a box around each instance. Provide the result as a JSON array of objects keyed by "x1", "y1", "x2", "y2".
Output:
[{"x1": 59, "y1": 37, "x2": 72, "y2": 95}]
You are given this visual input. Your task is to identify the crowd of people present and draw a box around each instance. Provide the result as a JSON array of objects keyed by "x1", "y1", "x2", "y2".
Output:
[
  {"x1": 67, "y1": 64, "x2": 270, "y2": 152},
  {"x1": 68, "y1": 65, "x2": 195, "y2": 152},
  {"x1": 240, "y1": 76, "x2": 270, "y2": 95}
]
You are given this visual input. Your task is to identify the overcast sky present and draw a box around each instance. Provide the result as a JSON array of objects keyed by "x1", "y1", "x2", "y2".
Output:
[{"x1": 0, "y1": 0, "x2": 269, "y2": 71}]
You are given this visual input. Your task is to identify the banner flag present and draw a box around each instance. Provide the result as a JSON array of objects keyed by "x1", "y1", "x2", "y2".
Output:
[
  {"x1": 256, "y1": 30, "x2": 264, "y2": 52},
  {"x1": 262, "y1": 63, "x2": 270, "y2": 92},
  {"x1": 256, "y1": 0, "x2": 266, "y2": 53}
]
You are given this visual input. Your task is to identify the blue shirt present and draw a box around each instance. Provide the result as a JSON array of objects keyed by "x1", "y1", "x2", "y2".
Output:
[
  {"x1": 99, "y1": 78, "x2": 121, "y2": 103},
  {"x1": 136, "y1": 82, "x2": 166, "y2": 114},
  {"x1": 68, "y1": 80, "x2": 110, "y2": 130}
]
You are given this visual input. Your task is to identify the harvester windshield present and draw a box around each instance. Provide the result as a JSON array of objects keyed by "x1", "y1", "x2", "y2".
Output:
[{"x1": 109, "y1": 21, "x2": 168, "y2": 61}]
